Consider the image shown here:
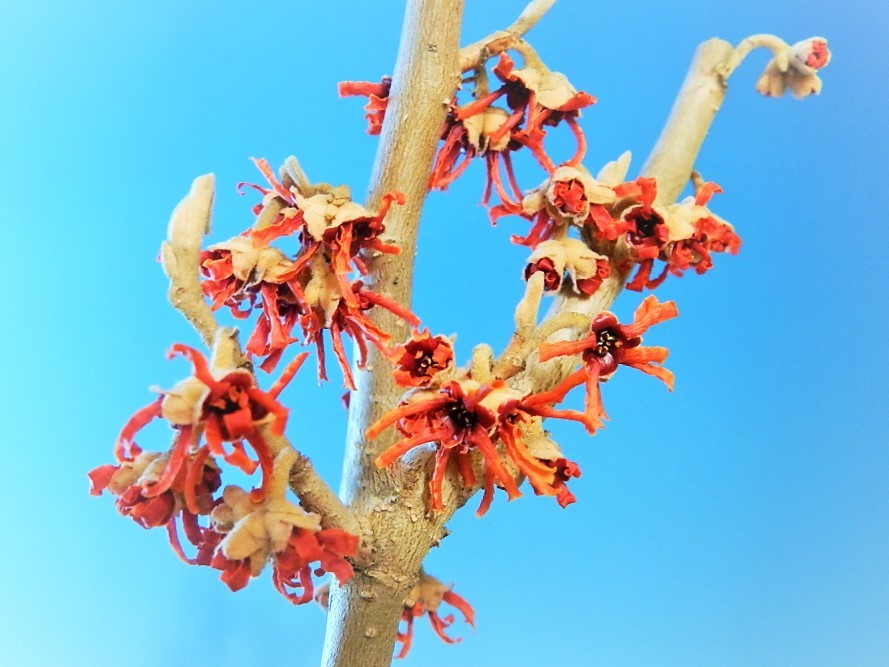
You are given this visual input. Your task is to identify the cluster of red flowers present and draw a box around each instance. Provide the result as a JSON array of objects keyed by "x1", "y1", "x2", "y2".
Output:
[
  {"x1": 370, "y1": 295, "x2": 678, "y2": 515},
  {"x1": 341, "y1": 49, "x2": 740, "y2": 300},
  {"x1": 200, "y1": 158, "x2": 419, "y2": 388},
  {"x1": 89, "y1": 344, "x2": 358, "y2": 601}
]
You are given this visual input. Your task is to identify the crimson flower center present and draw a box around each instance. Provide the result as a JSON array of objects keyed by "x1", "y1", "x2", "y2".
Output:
[
  {"x1": 626, "y1": 208, "x2": 663, "y2": 243},
  {"x1": 447, "y1": 401, "x2": 476, "y2": 430},
  {"x1": 593, "y1": 328, "x2": 622, "y2": 358}
]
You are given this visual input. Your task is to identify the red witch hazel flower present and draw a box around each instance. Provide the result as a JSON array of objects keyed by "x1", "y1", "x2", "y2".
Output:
[
  {"x1": 207, "y1": 483, "x2": 358, "y2": 603},
  {"x1": 338, "y1": 76, "x2": 392, "y2": 135},
  {"x1": 106, "y1": 341, "x2": 305, "y2": 506},
  {"x1": 613, "y1": 176, "x2": 673, "y2": 291},
  {"x1": 659, "y1": 183, "x2": 741, "y2": 280},
  {"x1": 533, "y1": 295, "x2": 678, "y2": 433},
  {"x1": 89, "y1": 448, "x2": 222, "y2": 564},
  {"x1": 369, "y1": 378, "x2": 584, "y2": 515},
  {"x1": 369, "y1": 380, "x2": 524, "y2": 515},
  {"x1": 396, "y1": 572, "x2": 475, "y2": 659},
  {"x1": 389, "y1": 328, "x2": 455, "y2": 388},
  {"x1": 502, "y1": 164, "x2": 625, "y2": 245},
  {"x1": 200, "y1": 157, "x2": 418, "y2": 386},
  {"x1": 460, "y1": 53, "x2": 596, "y2": 173},
  {"x1": 612, "y1": 177, "x2": 741, "y2": 291},
  {"x1": 430, "y1": 104, "x2": 525, "y2": 212}
]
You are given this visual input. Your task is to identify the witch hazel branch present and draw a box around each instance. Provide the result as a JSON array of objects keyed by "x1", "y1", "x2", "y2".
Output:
[{"x1": 91, "y1": 1, "x2": 831, "y2": 664}]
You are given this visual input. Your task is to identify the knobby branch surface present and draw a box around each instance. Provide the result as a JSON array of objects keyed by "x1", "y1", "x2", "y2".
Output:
[{"x1": 321, "y1": 1, "x2": 466, "y2": 667}]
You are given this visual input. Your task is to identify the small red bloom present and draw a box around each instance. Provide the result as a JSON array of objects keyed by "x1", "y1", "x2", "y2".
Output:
[
  {"x1": 613, "y1": 177, "x2": 672, "y2": 291},
  {"x1": 533, "y1": 296, "x2": 678, "y2": 433},
  {"x1": 396, "y1": 574, "x2": 475, "y2": 659},
  {"x1": 272, "y1": 527, "x2": 359, "y2": 604},
  {"x1": 338, "y1": 77, "x2": 392, "y2": 135},
  {"x1": 89, "y1": 448, "x2": 223, "y2": 563},
  {"x1": 390, "y1": 329, "x2": 455, "y2": 388}
]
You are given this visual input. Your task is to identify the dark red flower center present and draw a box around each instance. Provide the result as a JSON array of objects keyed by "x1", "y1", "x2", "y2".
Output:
[
  {"x1": 593, "y1": 328, "x2": 622, "y2": 358},
  {"x1": 447, "y1": 401, "x2": 477, "y2": 430},
  {"x1": 626, "y1": 208, "x2": 664, "y2": 244}
]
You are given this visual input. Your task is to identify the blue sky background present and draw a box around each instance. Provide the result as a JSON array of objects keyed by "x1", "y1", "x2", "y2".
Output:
[{"x1": 1, "y1": 1, "x2": 887, "y2": 666}]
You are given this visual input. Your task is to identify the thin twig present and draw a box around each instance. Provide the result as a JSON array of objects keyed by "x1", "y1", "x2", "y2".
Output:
[
  {"x1": 459, "y1": 0, "x2": 557, "y2": 70},
  {"x1": 261, "y1": 425, "x2": 361, "y2": 535},
  {"x1": 159, "y1": 174, "x2": 220, "y2": 347}
]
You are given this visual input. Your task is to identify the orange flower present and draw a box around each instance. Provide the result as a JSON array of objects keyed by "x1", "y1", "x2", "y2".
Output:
[
  {"x1": 533, "y1": 296, "x2": 678, "y2": 433},
  {"x1": 396, "y1": 574, "x2": 475, "y2": 659},
  {"x1": 369, "y1": 380, "x2": 522, "y2": 514},
  {"x1": 371, "y1": 378, "x2": 587, "y2": 515}
]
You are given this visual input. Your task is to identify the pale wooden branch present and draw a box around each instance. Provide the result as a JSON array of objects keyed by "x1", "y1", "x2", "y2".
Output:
[
  {"x1": 159, "y1": 174, "x2": 220, "y2": 347},
  {"x1": 640, "y1": 38, "x2": 735, "y2": 203},
  {"x1": 459, "y1": 0, "x2": 557, "y2": 70},
  {"x1": 321, "y1": 2, "x2": 466, "y2": 666},
  {"x1": 717, "y1": 34, "x2": 790, "y2": 79}
]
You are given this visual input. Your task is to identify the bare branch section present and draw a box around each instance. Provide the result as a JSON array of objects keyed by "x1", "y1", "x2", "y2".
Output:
[
  {"x1": 460, "y1": 0, "x2": 557, "y2": 70},
  {"x1": 261, "y1": 426, "x2": 360, "y2": 536},
  {"x1": 159, "y1": 174, "x2": 220, "y2": 347},
  {"x1": 640, "y1": 39, "x2": 735, "y2": 203}
]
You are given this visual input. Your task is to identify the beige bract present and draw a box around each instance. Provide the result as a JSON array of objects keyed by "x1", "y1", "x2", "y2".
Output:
[
  {"x1": 205, "y1": 235, "x2": 294, "y2": 285},
  {"x1": 512, "y1": 65, "x2": 583, "y2": 110},
  {"x1": 102, "y1": 452, "x2": 164, "y2": 495},
  {"x1": 562, "y1": 238, "x2": 609, "y2": 291},
  {"x1": 213, "y1": 485, "x2": 322, "y2": 577},
  {"x1": 293, "y1": 184, "x2": 365, "y2": 242},
  {"x1": 462, "y1": 107, "x2": 512, "y2": 153}
]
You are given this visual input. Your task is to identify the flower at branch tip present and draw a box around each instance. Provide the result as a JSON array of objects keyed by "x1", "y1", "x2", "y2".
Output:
[
  {"x1": 535, "y1": 296, "x2": 678, "y2": 433},
  {"x1": 338, "y1": 76, "x2": 392, "y2": 135},
  {"x1": 756, "y1": 37, "x2": 831, "y2": 99},
  {"x1": 208, "y1": 486, "x2": 358, "y2": 603},
  {"x1": 390, "y1": 329, "x2": 455, "y2": 388},
  {"x1": 396, "y1": 573, "x2": 475, "y2": 659}
]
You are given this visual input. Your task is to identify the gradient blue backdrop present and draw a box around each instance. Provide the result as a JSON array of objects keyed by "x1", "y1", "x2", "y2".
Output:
[{"x1": 2, "y1": 1, "x2": 886, "y2": 665}]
